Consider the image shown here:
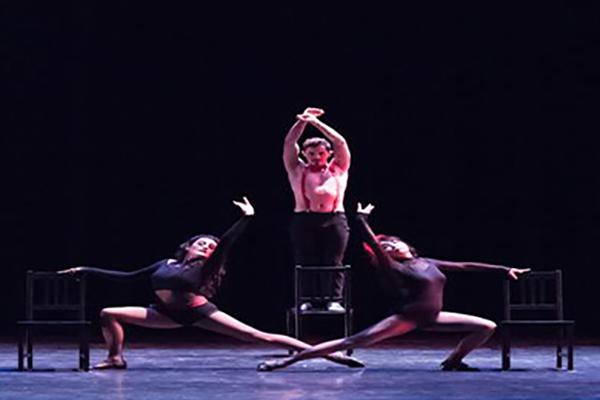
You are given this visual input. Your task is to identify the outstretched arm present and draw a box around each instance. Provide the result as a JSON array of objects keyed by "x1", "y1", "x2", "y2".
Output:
[
  {"x1": 58, "y1": 262, "x2": 161, "y2": 281},
  {"x1": 429, "y1": 258, "x2": 530, "y2": 280},
  {"x1": 355, "y1": 203, "x2": 393, "y2": 268},
  {"x1": 298, "y1": 112, "x2": 351, "y2": 172}
]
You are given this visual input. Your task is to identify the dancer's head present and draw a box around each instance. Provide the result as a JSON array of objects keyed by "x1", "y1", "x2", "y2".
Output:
[
  {"x1": 363, "y1": 234, "x2": 417, "y2": 264},
  {"x1": 175, "y1": 234, "x2": 223, "y2": 297},
  {"x1": 379, "y1": 235, "x2": 417, "y2": 259},
  {"x1": 176, "y1": 234, "x2": 220, "y2": 261},
  {"x1": 302, "y1": 138, "x2": 333, "y2": 168}
]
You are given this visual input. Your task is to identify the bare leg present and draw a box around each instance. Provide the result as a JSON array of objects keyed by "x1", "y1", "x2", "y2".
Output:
[
  {"x1": 195, "y1": 311, "x2": 363, "y2": 368},
  {"x1": 99, "y1": 307, "x2": 181, "y2": 362},
  {"x1": 258, "y1": 314, "x2": 418, "y2": 371},
  {"x1": 426, "y1": 311, "x2": 497, "y2": 367}
]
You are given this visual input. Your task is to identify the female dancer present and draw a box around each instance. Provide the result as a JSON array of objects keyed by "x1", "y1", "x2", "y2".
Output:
[
  {"x1": 258, "y1": 202, "x2": 530, "y2": 371},
  {"x1": 60, "y1": 197, "x2": 363, "y2": 370}
]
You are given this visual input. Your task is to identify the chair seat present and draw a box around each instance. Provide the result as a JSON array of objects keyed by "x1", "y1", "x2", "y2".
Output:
[
  {"x1": 502, "y1": 320, "x2": 575, "y2": 326},
  {"x1": 288, "y1": 308, "x2": 349, "y2": 316},
  {"x1": 17, "y1": 320, "x2": 91, "y2": 326}
]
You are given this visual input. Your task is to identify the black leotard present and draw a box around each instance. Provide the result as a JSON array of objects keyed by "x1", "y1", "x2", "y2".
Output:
[
  {"x1": 356, "y1": 214, "x2": 510, "y2": 326},
  {"x1": 77, "y1": 216, "x2": 251, "y2": 325},
  {"x1": 79, "y1": 216, "x2": 250, "y2": 293}
]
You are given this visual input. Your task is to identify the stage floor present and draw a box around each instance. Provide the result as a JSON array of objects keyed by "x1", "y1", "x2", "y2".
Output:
[{"x1": 0, "y1": 341, "x2": 598, "y2": 400}]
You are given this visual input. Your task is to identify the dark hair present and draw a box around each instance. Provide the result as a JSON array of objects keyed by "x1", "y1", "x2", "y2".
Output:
[
  {"x1": 175, "y1": 234, "x2": 223, "y2": 297},
  {"x1": 302, "y1": 137, "x2": 332, "y2": 151},
  {"x1": 362, "y1": 234, "x2": 419, "y2": 265}
]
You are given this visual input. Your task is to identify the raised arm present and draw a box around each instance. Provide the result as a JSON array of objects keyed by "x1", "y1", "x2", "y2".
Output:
[
  {"x1": 355, "y1": 203, "x2": 393, "y2": 268},
  {"x1": 198, "y1": 197, "x2": 254, "y2": 286},
  {"x1": 58, "y1": 262, "x2": 161, "y2": 281},
  {"x1": 428, "y1": 258, "x2": 530, "y2": 280},
  {"x1": 283, "y1": 107, "x2": 328, "y2": 173},
  {"x1": 299, "y1": 113, "x2": 351, "y2": 172},
  {"x1": 283, "y1": 113, "x2": 311, "y2": 174}
]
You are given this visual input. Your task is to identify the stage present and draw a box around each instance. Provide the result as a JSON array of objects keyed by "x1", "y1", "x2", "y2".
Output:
[{"x1": 0, "y1": 340, "x2": 598, "y2": 400}]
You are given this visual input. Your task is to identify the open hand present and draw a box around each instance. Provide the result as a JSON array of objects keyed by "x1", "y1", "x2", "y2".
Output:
[
  {"x1": 357, "y1": 202, "x2": 375, "y2": 215},
  {"x1": 302, "y1": 107, "x2": 324, "y2": 117},
  {"x1": 296, "y1": 113, "x2": 319, "y2": 123},
  {"x1": 233, "y1": 196, "x2": 255, "y2": 216},
  {"x1": 57, "y1": 267, "x2": 83, "y2": 276},
  {"x1": 296, "y1": 107, "x2": 324, "y2": 123},
  {"x1": 508, "y1": 268, "x2": 531, "y2": 280}
]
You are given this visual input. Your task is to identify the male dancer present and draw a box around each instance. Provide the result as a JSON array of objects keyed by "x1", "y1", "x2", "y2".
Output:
[{"x1": 283, "y1": 107, "x2": 351, "y2": 311}]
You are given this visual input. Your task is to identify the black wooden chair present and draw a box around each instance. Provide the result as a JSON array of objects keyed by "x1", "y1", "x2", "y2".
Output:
[
  {"x1": 17, "y1": 270, "x2": 91, "y2": 371},
  {"x1": 501, "y1": 270, "x2": 574, "y2": 370},
  {"x1": 286, "y1": 265, "x2": 353, "y2": 354}
]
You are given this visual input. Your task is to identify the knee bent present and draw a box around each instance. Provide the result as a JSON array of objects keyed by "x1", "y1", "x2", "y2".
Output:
[
  {"x1": 100, "y1": 308, "x2": 117, "y2": 326},
  {"x1": 481, "y1": 320, "x2": 497, "y2": 332}
]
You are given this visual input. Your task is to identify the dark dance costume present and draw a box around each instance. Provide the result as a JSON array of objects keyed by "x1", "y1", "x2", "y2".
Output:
[
  {"x1": 356, "y1": 214, "x2": 510, "y2": 327},
  {"x1": 79, "y1": 216, "x2": 251, "y2": 326},
  {"x1": 290, "y1": 168, "x2": 349, "y2": 300}
]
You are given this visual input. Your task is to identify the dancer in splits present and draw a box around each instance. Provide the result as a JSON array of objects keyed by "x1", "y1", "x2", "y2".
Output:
[
  {"x1": 283, "y1": 107, "x2": 351, "y2": 312},
  {"x1": 258, "y1": 203, "x2": 530, "y2": 372},
  {"x1": 60, "y1": 197, "x2": 363, "y2": 370}
]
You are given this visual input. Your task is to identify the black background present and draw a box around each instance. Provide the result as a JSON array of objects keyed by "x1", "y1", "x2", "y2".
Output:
[{"x1": 2, "y1": 2, "x2": 598, "y2": 338}]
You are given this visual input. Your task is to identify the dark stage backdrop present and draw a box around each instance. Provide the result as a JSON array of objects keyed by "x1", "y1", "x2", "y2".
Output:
[{"x1": 2, "y1": 2, "x2": 598, "y2": 337}]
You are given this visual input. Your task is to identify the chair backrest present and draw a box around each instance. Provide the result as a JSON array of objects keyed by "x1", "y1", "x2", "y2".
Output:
[
  {"x1": 25, "y1": 270, "x2": 87, "y2": 321},
  {"x1": 503, "y1": 270, "x2": 564, "y2": 320},
  {"x1": 294, "y1": 265, "x2": 352, "y2": 305}
]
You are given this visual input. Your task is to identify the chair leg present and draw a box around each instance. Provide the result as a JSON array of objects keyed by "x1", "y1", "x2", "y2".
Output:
[
  {"x1": 502, "y1": 325, "x2": 511, "y2": 370},
  {"x1": 26, "y1": 329, "x2": 33, "y2": 370},
  {"x1": 346, "y1": 309, "x2": 354, "y2": 356},
  {"x1": 567, "y1": 325, "x2": 574, "y2": 371},
  {"x1": 294, "y1": 308, "x2": 301, "y2": 340},
  {"x1": 286, "y1": 310, "x2": 295, "y2": 355},
  {"x1": 80, "y1": 326, "x2": 90, "y2": 372},
  {"x1": 295, "y1": 267, "x2": 301, "y2": 340},
  {"x1": 17, "y1": 326, "x2": 24, "y2": 371},
  {"x1": 343, "y1": 309, "x2": 350, "y2": 338},
  {"x1": 557, "y1": 326, "x2": 564, "y2": 369}
]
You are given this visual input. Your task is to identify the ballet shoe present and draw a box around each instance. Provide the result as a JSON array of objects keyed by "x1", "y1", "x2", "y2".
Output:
[
  {"x1": 440, "y1": 360, "x2": 479, "y2": 371},
  {"x1": 257, "y1": 360, "x2": 282, "y2": 372},
  {"x1": 93, "y1": 357, "x2": 128, "y2": 370},
  {"x1": 328, "y1": 351, "x2": 365, "y2": 368}
]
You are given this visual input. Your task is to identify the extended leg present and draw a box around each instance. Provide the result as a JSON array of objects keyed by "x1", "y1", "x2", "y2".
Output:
[
  {"x1": 257, "y1": 314, "x2": 417, "y2": 371},
  {"x1": 195, "y1": 311, "x2": 363, "y2": 368}
]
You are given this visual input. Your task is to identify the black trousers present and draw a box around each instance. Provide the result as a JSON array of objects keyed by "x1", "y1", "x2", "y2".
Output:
[{"x1": 289, "y1": 212, "x2": 350, "y2": 301}]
